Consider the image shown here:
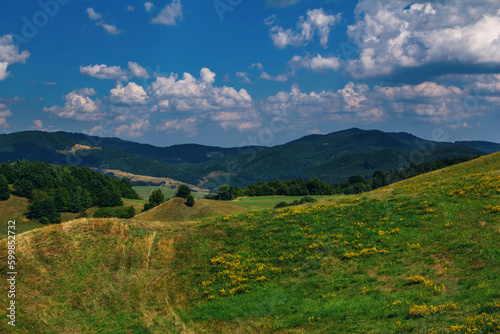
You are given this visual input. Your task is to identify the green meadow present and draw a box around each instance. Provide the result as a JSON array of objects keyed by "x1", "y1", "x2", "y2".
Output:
[{"x1": 1, "y1": 153, "x2": 499, "y2": 333}]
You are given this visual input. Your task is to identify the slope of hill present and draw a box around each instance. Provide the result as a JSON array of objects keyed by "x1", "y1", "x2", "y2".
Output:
[
  {"x1": 0, "y1": 129, "x2": 498, "y2": 188},
  {"x1": 2, "y1": 153, "x2": 499, "y2": 333},
  {"x1": 135, "y1": 197, "x2": 247, "y2": 222}
]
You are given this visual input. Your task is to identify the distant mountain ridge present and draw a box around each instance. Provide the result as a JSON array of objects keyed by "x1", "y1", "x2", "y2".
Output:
[{"x1": 0, "y1": 129, "x2": 498, "y2": 188}]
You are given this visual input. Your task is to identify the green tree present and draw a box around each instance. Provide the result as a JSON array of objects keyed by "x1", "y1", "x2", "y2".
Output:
[
  {"x1": 186, "y1": 194, "x2": 195, "y2": 207},
  {"x1": 0, "y1": 174, "x2": 10, "y2": 201},
  {"x1": 217, "y1": 184, "x2": 235, "y2": 201},
  {"x1": 27, "y1": 197, "x2": 61, "y2": 224},
  {"x1": 175, "y1": 185, "x2": 192, "y2": 198},
  {"x1": 143, "y1": 188, "x2": 165, "y2": 211}
]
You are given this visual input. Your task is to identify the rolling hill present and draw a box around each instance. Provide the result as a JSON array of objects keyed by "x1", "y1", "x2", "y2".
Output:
[
  {"x1": 0, "y1": 129, "x2": 499, "y2": 188},
  {"x1": 1, "y1": 152, "x2": 499, "y2": 333}
]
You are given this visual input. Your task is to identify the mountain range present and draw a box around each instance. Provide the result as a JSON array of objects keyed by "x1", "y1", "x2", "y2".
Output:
[{"x1": 0, "y1": 128, "x2": 499, "y2": 189}]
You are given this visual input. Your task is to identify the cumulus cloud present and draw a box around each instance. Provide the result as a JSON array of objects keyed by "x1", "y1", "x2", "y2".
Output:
[
  {"x1": 110, "y1": 82, "x2": 148, "y2": 105},
  {"x1": 0, "y1": 103, "x2": 12, "y2": 128},
  {"x1": 144, "y1": 2, "x2": 155, "y2": 12},
  {"x1": 266, "y1": 0, "x2": 300, "y2": 8},
  {"x1": 126, "y1": 5, "x2": 135, "y2": 11},
  {"x1": 288, "y1": 54, "x2": 341, "y2": 72},
  {"x1": 114, "y1": 118, "x2": 150, "y2": 138},
  {"x1": 156, "y1": 117, "x2": 198, "y2": 136},
  {"x1": 347, "y1": 0, "x2": 500, "y2": 78},
  {"x1": 210, "y1": 109, "x2": 261, "y2": 131},
  {"x1": 43, "y1": 88, "x2": 104, "y2": 121},
  {"x1": 269, "y1": 8, "x2": 340, "y2": 49},
  {"x1": 0, "y1": 35, "x2": 30, "y2": 81},
  {"x1": 260, "y1": 72, "x2": 288, "y2": 82},
  {"x1": 128, "y1": 62, "x2": 150, "y2": 79},
  {"x1": 80, "y1": 64, "x2": 128, "y2": 80},
  {"x1": 80, "y1": 62, "x2": 150, "y2": 80},
  {"x1": 149, "y1": 68, "x2": 252, "y2": 112},
  {"x1": 152, "y1": 0, "x2": 182, "y2": 26},
  {"x1": 236, "y1": 71, "x2": 251, "y2": 83}
]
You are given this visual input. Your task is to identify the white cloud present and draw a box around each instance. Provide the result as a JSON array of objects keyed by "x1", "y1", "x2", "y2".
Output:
[
  {"x1": 269, "y1": 8, "x2": 340, "y2": 49},
  {"x1": 110, "y1": 82, "x2": 148, "y2": 105},
  {"x1": 43, "y1": 88, "x2": 104, "y2": 122},
  {"x1": 114, "y1": 118, "x2": 150, "y2": 138},
  {"x1": 86, "y1": 8, "x2": 102, "y2": 21},
  {"x1": 262, "y1": 83, "x2": 386, "y2": 125},
  {"x1": 128, "y1": 62, "x2": 150, "y2": 79},
  {"x1": 236, "y1": 71, "x2": 251, "y2": 83},
  {"x1": 156, "y1": 117, "x2": 198, "y2": 136},
  {"x1": 151, "y1": 0, "x2": 182, "y2": 26},
  {"x1": 210, "y1": 109, "x2": 261, "y2": 131},
  {"x1": 86, "y1": 8, "x2": 123, "y2": 35},
  {"x1": 80, "y1": 64, "x2": 128, "y2": 80},
  {"x1": 0, "y1": 103, "x2": 12, "y2": 128},
  {"x1": 96, "y1": 22, "x2": 123, "y2": 35},
  {"x1": 347, "y1": 0, "x2": 500, "y2": 77},
  {"x1": 144, "y1": 2, "x2": 154, "y2": 12},
  {"x1": 30, "y1": 119, "x2": 59, "y2": 132},
  {"x1": 260, "y1": 72, "x2": 288, "y2": 82},
  {"x1": 0, "y1": 62, "x2": 8, "y2": 81},
  {"x1": 150, "y1": 68, "x2": 252, "y2": 112},
  {"x1": 250, "y1": 63, "x2": 264, "y2": 71},
  {"x1": 264, "y1": 15, "x2": 277, "y2": 26},
  {"x1": 0, "y1": 35, "x2": 30, "y2": 81},
  {"x1": 266, "y1": 0, "x2": 300, "y2": 8},
  {"x1": 200, "y1": 67, "x2": 216, "y2": 84},
  {"x1": 126, "y1": 5, "x2": 135, "y2": 11},
  {"x1": 288, "y1": 54, "x2": 341, "y2": 72}
]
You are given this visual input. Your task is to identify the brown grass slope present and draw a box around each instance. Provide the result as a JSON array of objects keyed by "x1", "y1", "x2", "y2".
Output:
[{"x1": 135, "y1": 197, "x2": 247, "y2": 222}]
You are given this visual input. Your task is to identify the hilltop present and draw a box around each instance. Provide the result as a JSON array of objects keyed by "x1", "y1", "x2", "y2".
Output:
[
  {"x1": 135, "y1": 197, "x2": 247, "y2": 222},
  {"x1": 0, "y1": 129, "x2": 498, "y2": 188},
  {"x1": 1, "y1": 152, "x2": 499, "y2": 333}
]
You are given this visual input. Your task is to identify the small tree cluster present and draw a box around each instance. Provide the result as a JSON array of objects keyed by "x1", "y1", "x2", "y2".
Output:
[
  {"x1": 143, "y1": 188, "x2": 165, "y2": 211},
  {"x1": 175, "y1": 185, "x2": 195, "y2": 207}
]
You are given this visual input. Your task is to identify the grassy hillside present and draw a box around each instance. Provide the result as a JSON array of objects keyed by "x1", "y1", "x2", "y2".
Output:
[
  {"x1": 135, "y1": 197, "x2": 247, "y2": 222},
  {"x1": 1, "y1": 153, "x2": 499, "y2": 333}
]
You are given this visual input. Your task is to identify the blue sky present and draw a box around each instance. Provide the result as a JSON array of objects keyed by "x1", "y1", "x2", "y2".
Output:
[{"x1": 1, "y1": 0, "x2": 500, "y2": 147}]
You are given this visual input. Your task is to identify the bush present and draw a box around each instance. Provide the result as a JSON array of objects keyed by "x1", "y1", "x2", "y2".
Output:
[
  {"x1": 94, "y1": 206, "x2": 136, "y2": 219},
  {"x1": 175, "y1": 185, "x2": 192, "y2": 198},
  {"x1": 274, "y1": 201, "x2": 289, "y2": 209},
  {"x1": 186, "y1": 194, "x2": 195, "y2": 207},
  {"x1": 299, "y1": 196, "x2": 317, "y2": 204}
]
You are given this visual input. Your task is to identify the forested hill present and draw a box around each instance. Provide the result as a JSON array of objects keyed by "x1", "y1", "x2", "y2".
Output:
[
  {"x1": 0, "y1": 129, "x2": 499, "y2": 188},
  {"x1": 0, "y1": 160, "x2": 139, "y2": 224}
]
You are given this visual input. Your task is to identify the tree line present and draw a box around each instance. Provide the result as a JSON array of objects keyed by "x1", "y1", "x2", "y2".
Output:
[
  {"x1": 207, "y1": 156, "x2": 475, "y2": 200},
  {"x1": 0, "y1": 160, "x2": 139, "y2": 224}
]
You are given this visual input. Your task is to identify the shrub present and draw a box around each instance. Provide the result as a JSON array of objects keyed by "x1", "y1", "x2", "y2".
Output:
[
  {"x1": 94, "y1": 206, "x2": 136, "y2": 219},
  {"x1": 274, "y1": 201, "x2": 289, "y2": 209},
  {"x1": 186, "y1": 194, "x2": 195, "y2": 207},
  {"x1": 175, "y1": 185, "x2": 192, "y2": 198}
]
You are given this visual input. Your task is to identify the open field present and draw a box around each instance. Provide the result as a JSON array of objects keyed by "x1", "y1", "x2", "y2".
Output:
[
  {"x1": 1, "y1": 153, "x2": 499, "y2": 333},
  {"x1": 231, "y1": 195, "x2": 343, "y2": 211}
]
